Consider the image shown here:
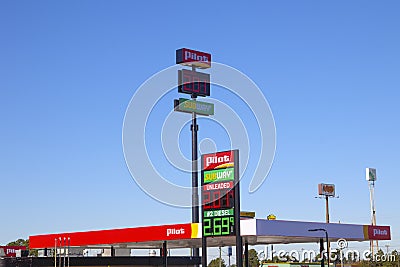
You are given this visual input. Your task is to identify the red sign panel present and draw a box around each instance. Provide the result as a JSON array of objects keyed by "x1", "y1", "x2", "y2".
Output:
[
  {"x1": 0, "y1": 246, "x2": 26, "y2": 257},
  {"x1": 176, "y1": 48, "x2": 211, "y2": 69},
  {"x1": 30, "y1": 223, "x2": 193, "y2": 249},
  {"x1": 202, "y1": 150, "x2": 234, "y2": 171},
  {"x1": 366, "y1": 225, "x2": 391, "y2": 240}
]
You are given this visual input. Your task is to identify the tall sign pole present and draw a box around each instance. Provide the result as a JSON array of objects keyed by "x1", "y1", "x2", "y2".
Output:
[
  {"x1": 175, "y1": 49, "x2": 242, "y2": 267},
  {"x1": 366, "y1": 168, "x2": 378, "y2": 257},
  {"x1": 175, "y1": 48, "x2": 212, "y2": 263},
  {"x1": 318, "y1": 183, "x2": 336, "y2": 264},
  {"x1": 191, "y1": 66, "x2": 199, "y2": 246}
]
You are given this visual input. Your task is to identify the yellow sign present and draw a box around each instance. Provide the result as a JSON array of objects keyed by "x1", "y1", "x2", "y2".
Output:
[
  {"x1": 267, "y1": 214, "x2": 276, "y2": 220},
  {"x1": 240, "y1": 211, "x2": 255, "y2": 218}
]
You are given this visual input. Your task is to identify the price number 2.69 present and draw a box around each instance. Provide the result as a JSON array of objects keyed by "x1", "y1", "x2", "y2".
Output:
[{"x1": 203, "y1": 216, "x2": 234, "y2": 237}]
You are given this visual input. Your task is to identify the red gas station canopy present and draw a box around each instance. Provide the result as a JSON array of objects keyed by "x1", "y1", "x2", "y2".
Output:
[{"x1": 29, "y1": 219, "x2": 390, "y2": 249}]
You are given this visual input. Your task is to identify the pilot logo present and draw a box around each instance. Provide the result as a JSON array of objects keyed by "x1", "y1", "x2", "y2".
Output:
[
  {"x1": 166, "y1": 227, "x2": 185, "y2": 237},
  {"x1": 175, "y1": 48, "x2": 211, "y2": 69},
  {"x1": 373, "y1": 229, "x2": 388, "y2": 236},
  {"x1": 366, "y1": 225, "x2": 391, "y2": 240},
  {"x1": 205, "y1": 155, "x2": 230, "y2": 167},
  {"x1": 184, "y1": 50, "x2": 209, "y2": 62}
]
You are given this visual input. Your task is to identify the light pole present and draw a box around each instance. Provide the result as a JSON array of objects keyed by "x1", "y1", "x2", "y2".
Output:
[
  {"x1": 309, "y1": 228, "x2": 329, "y2": 267},
  {"x1": 366, "y1": 168, "x2": 378, "y2": 257}
]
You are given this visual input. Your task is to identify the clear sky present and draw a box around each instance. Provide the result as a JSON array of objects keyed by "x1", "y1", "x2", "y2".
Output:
[{"x1": 1, "y1": 0, "x2": 399, "y2": 258}]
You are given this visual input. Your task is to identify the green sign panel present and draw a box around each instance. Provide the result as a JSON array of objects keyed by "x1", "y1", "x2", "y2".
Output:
[
  {"x1": 204, "y1": 208, "x2": 234, "y2": 218},
  {"x1": 203, "y1": 168, "x2": 234, "y2": 183},
  {"x1": 175, "y1": 98, "x2": 214, "y2": 116}
]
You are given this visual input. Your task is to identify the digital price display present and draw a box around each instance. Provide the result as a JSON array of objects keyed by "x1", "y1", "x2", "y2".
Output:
[
  {"x1": 201, "y1": 150, "x2": 239, "y2": 237},
  {"x1": 202, "y1": 185, "x2": 235, "y2": 237},
  {"x1": 178, "y1": 69, "x2": 210, "y2": 97}
]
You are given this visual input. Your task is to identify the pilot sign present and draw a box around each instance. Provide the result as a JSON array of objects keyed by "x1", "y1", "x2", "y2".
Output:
[
  {"x1": 201, "y1": 150, "x2": 239, "y2": 237},
  {"x1": 178, "y1": 69, "x2": 210, "y2": 97}
]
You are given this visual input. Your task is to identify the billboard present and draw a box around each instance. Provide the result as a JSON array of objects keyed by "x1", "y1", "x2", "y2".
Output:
[{"x1": 318, "y1": 183, "x2": 335, "y2": 197}]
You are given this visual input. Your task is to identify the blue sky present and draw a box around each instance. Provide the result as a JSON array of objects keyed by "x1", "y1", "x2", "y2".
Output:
[{"x1": 1, "y1": 0, "x2": 399, "y2": 256}]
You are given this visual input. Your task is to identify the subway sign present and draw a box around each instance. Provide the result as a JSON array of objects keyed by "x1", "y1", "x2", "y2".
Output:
[
  {"x1": 174, "y1": 98, "x2": 214, "y2": 116},
  {"x1": 201, "y1": 150, "x2": 239, "y2": 237}
]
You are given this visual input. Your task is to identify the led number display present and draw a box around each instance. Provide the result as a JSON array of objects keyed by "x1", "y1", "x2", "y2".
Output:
[
  {"x1": 203, "y1": 216, "x2": 235, "y2": 237},
  {"x1": 178, "y1": 69, "x2": 210, "y2": 97},
  {"x1": 202, "y1": 189, "x2": 234, "y2": 210},
  {"x1": 202, "y1": 186, "x2": 235, "y2": 237}
]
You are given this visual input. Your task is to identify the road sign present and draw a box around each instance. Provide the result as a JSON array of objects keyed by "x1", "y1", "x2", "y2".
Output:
[{"x1": 174, "y1": 98, "x2": 214, "y2": 116}]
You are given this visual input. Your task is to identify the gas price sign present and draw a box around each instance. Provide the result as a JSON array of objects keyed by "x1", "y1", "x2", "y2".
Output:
[
  {"x1": 178, "y1": 69, "x2": 210, "y2": 97},
  {"x1": 201, "y1": 150, "x2": 239, "y2": 237}
]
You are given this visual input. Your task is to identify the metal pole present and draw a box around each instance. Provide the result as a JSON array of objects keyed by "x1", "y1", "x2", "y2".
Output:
[
  {"x1": 191, "y1": 104, "x2": 199, "y2": 224},
  {"x1": 234, "y1": 150, "x2": 243, "y2": 267},
  {"x1": 67, "y1": 237, "x2": 70, "y2": 267},
  {"x1": 58, "y1": 238, "x2": 61, "y2": 267},
  {"x1": 271, "y1": 245, "x2": 274, "y2": 262},
  {"x1": 219, "y1": 247, "x2": 222, "y2": 267},
  {"x1": 63, "y1": 237, "x2": 66, "y2": 267},
  {"x1": 245, "y1": 242, "x2": 249, "y2": 267},
  {"x1": 325, "y1": 196, "x2": 330, "y2": 265},
  {"x1": 325, "y1": 231, "x2": 330, "y2": 267},
  {"x1": 320, "y1": 238, "x2": 324, "y2": 267},
  {"x1": 369, "y1": 181, "x2": 378, "y2": 256},
  {"x1": 191, "y1": 65, "x2": 200, "y2": 260},
  {"x1": 162, "y1": 241, "x2": 167, "y2": 267},
  {"x1": 325, "y1": 196, "x2": 329, "y2": 223},
  {"x1": 202, "y1": 236, "x2": 207, "y2": 267},
  {"x1": 340, "y1": 247, "x2": 343, "y2": 267},
  {"x1": 54, "y1": 239, "x2": 57, "y2": 267}
]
